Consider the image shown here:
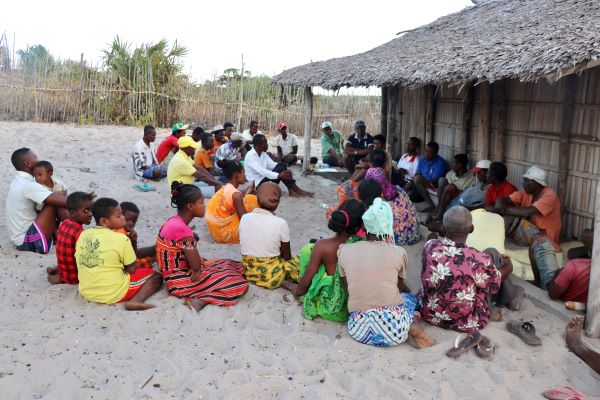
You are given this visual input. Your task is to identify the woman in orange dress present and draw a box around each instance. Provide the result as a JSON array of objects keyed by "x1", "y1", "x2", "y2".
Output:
[{"x1": 205, "y1": 160, "x2": 258, "y2": 243}]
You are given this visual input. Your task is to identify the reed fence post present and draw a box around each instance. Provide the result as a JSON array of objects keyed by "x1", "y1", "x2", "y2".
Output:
[
  {"x1": 75, "y1": 53, "x2": 84, "y2": 123},
  {"x1": 586, "y1": 182, "x2": 600, "y2": 337},
  {"x1": 477, "y1": 81, "x2": 491, "y2": 160},
  {"x1": 302, "y1": 86, "x2": 313, "y2": 173}
]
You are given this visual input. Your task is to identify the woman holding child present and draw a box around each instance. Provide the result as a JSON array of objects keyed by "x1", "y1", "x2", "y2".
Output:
[
  {"x1": 155, "y1": 182, "x2": 248, "y2": 311},
  {"x1": 294, "y1": 199, "x2": 365, "y2": 322},
  {"x1": 205, "y1": 160, "x2": 258, "y2": 244}
]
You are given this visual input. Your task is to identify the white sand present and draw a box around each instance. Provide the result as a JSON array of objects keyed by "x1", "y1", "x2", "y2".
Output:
[{"x1": 0, "y1": 121, "x2": 598, "y2": 399}]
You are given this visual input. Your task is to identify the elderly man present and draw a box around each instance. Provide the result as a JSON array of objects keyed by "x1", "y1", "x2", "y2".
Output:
[
  {"x1": 245, "y1": 134, "x2": 313, "y2": 197},
  {"x1": 167, "y1": 136, "x2": 223, "y2": 197},
  {"x1": 215, "y1": 132, "x2": 244, "y2": 168},
  {"x1": 419, "y1": 206, "x2": 518, "y2": 332},
  {"x1": 320, "y1": 121, "x2": 344, "y2": 167},
  {"x1": 132, "y1": 125, "x2": 167, "y2": 180},
  {"x1": 495, "y1": 166, "x2": 562, "y2": 289},
  {"x1": 274, "y1": 122, "x2": 299, "y2": 166},
  {"x1": 344, "y1": 120, "x2": 374, "y2": 173},
  {"x1": 410, "y1": 141, "x2": 448, "y2": 205},
  {"x1": 6, "y1": 148, "x2": 68, "y2": 254}
]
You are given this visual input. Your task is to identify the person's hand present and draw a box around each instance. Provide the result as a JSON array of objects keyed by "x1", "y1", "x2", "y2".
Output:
[
  {"x1": 128, "y1": 229, "x2": 138, "y2": 243},
  {"x1": 214, "y1": 182, "x2": 223, "y2": 190},
  {"x1": 189, "y1": 268, "x2": 202, "y2": 283},
  {"x1": 368, "y1": 144, "x2": 375, "y2": 149},
  {"x1": 325, "y1": 207, "x2": 334, "y2": 220},
  {"x1": 500, "y1": 254, "x2": 513, "y2": 268},
  {"x1": 278, "y1": 171, "x2": 292, "y2": 180},
  {"x1": 245, "y1": 181, "x2": 255, "y2": 195}
]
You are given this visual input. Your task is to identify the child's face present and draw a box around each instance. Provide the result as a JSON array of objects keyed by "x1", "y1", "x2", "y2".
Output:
[
  {"x1": 101, "y1": 206, "x2": 126, "y2": 230},
  {"x1": 122, "y1": 210, "x2": 139, "y2": 232},
  {"x1": 374, "y1": 140, "x2": 384, "y2": 150},
  {"x1": 33, "y1": 167, "x2": 52, "y2": 185},
  {"x1": 189, "y1": 197, "x2": 205, "y2": 218},
  {"x1": 69, "y1": 201, "x2": 93, "y2": 225}
]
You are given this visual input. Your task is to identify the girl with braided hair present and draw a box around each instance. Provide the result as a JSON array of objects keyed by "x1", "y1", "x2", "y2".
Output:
[{"x1": 155, "y1": 181, "x2": 248, "y2": 311}]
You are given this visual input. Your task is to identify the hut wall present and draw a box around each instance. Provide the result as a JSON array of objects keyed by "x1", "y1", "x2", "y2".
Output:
[{"x1": 388, "y1": 67, "x2": 600, "y2": 238}]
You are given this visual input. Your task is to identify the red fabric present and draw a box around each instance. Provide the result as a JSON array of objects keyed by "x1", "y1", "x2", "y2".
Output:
[
  {"x1": 119, "y1": 267, "x2": 157, "y2": 302},
  {"x1": 156, "y1": 135, "x2": 179, "y2": 163},
  {"x1": 56, "y1": 219, "x2": 84, "y2": 284},
  {"x1": 554, "y1": 258, "x2": 591, "y2": 303},
  {"x1": 485, "y1": 179, "x2": 517, "y2": 206}
]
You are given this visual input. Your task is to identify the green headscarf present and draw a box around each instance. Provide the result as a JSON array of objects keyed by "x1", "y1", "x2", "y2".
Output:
[{"x1": 362, "y1": 198, "x2": 394, "y2": 242}]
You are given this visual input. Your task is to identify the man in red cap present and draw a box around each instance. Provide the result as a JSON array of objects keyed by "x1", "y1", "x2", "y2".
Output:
[{"x1": 275, "y1": 122, "x2": 299, "y2": 166}]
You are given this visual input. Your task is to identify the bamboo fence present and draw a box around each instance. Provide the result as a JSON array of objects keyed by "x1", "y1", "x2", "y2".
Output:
[{"x1": 0, "y1": 52, "x2": 381, "y2": 137}]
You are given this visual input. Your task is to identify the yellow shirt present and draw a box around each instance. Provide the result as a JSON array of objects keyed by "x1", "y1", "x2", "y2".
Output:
[
  {"x1": 167, "y1": 150, "x2": 197, "y2": 187},
  {"x1": 466, "y1": 208, "x2": 506, "y2": 254},
  {"x1": 75, "y1": 227, "x2": 137, "y2": 304}
]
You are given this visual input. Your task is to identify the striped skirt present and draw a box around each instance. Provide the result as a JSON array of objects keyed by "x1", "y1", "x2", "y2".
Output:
[{"x1": 347, "y1": 293, "x2": 418, "y2": 347}]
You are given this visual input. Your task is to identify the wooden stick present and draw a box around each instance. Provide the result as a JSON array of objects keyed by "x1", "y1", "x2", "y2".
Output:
[{"x1": 302, "y1": 86, "x2": 313, "y2": 173}]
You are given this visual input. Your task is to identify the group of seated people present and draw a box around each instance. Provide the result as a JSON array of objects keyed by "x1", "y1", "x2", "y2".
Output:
[{"x1": 5, "y1": 118, "x2": 594, "y2": 351}]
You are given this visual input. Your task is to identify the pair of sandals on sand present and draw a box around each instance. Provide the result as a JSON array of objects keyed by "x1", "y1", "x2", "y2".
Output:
[
  {"x1": 446, "y1": 320, "x2": 542, "y2": 360},
  {"x1": 543, "y1": 386, "x2": 599, "y2": 400}
]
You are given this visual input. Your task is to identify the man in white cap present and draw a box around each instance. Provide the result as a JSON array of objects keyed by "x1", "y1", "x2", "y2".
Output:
[
  {"x1": 496, "y1": 165, "x2": 562, "y2": 289},
  {"x1": 274, "y1": 122, "x2": 299, "y2": 166},
  {"x1": 450, "y1": 159, "x2": 491, "y2": 209},
  {"x1": 320, "y1": 121, "x2": 344, "y2": 167},
  {"x1": 215, "y1": 132, "x2": 244, "y2": 168}
]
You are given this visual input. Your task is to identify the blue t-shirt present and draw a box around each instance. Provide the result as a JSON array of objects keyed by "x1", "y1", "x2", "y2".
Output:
[
  {"x1": 346, "y1": 133, "x2": 374, "y2": 150},
  {"x1": 416, "y1": 155, "x2": 447, "y2": 181}
]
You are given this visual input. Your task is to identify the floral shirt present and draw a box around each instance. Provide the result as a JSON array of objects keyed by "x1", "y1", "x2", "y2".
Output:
[{"x1": 419, "y1": 237, "x2": 501, "y2": 332}]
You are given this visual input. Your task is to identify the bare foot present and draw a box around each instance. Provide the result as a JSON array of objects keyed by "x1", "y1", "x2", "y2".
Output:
[
  {"x1": 47, "y1": 266, "x2": 58, "y2": 275},
  {"x1": 506, "y1": 285, "x2": 525, "y2": 311},
  {"x1": 47, "y1": 273, "x2": 64, "y2": 284},
  {"x1": 299, "y1": 190, "x2": 315, "y2": 198},
  {"x1": 289, "y1": 190, "x2": 303, "y2": 198},
  {"x1": 281, "y1": 279, "x2": 299, "y2": 292},
  {"x1": 184, "y1": 298, "x2": 208, "y2": 312},
  {"x1": 124, "y1": 301, "x2": 156, "y2": 311},
  {"x1": 408, "y1": 320, "x2": 435, "y2": 349},
  {"x1": 565, "y1": 315, "x2": 584, "y2": 353},
  {"x1": 490, "y1": 307, "x2": 504, "y2": 322}
]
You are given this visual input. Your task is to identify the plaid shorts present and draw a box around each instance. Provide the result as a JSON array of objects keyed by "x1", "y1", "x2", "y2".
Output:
[{"x1": 16, "y1": 222, "x2": 52, "y2": 254}]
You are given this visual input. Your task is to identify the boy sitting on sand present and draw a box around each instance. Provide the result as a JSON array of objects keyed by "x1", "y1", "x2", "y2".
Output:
[
  {"x1": 33, "y1": 160, "x2": 68, "y2": 211},
  {"x1": 119, "y1": 201, "x2": 156, "y2": 268},
  {"x1": 47, "y1": 192, "x2": 95, "y2": 285},
  {"x1": 75, "y1": 198, "x2": 162, "y2": 310}
]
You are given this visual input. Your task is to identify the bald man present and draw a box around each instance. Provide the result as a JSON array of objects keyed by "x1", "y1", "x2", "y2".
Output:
[{"x1": 419, "y1": 206, "x2": 519, "y2": 332}]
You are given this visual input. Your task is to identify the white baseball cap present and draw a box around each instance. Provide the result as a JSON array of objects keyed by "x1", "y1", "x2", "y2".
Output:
[
  {"x1": 471, "y1": 159, "x2": 491, "y2": 172},
  {"x1": 321, "y1": 121, "x2": 332, "y2": 129},
  {"x1": 523, "y1": 165, "x2": 548, "y2": 187}
]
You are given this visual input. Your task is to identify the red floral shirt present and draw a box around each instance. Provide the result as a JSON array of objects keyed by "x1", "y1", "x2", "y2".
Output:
[{"x1": 419, "y1": 237, "x2": 501, "y2": 332}]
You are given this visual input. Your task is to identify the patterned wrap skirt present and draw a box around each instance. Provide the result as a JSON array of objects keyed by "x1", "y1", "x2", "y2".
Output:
[
  {"x1": 347, "y1": 293, "x2": 418, "y2": 347},
  {"x1": 242, "y1": 255, "x2": 299, "y2": 289}
]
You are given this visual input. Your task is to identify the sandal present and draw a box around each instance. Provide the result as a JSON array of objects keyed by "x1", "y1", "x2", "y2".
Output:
[
  {"x1": 543, "y1": 386, "x2": 587, "y2": 400},
  {"x1": 446, "y1": 331, "x2": 482, "y2": 358},
  {"x1": 474, "y1": 336, "x2": 495, "y2": 360},
  {"x1": 506, "y1": 320, "x2": 541, "y2": 346}
]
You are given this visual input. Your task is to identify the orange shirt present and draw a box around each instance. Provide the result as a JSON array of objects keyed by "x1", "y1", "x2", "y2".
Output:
[
  {"x1": 194, "y1": 148, "x2": 214, "y2": 169},
  {"x1": 509, "y1": 187, "x2": 561, "y2": 250}
]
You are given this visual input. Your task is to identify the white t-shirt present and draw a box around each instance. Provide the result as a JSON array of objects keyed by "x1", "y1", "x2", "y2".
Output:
[
  {"x1": 132, "y1": 138, "x2": 159, "y2": 179},
  {"x1": 239, "y1": 208, "x2": 290, "y2": 257},
  {"x1": 244, "y1": 148, "x2": 279, "y2": 185},
  {"x1": 397, "y1": 153, "x2": 421, "y2": 181},
  {"x1": 274, "y1": 134, "x2": 298, "y2": 156},
  {"x1": 6, "y1": 171, "x2": 52, "y2": 246},
  {"x1": 242, "y1": 129, "x2": 263, "y2": 144}
]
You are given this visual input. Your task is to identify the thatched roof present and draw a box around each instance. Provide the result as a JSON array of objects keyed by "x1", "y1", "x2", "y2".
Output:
[{"x1": 272, "y1": 0, "x2": 600, "y2": 89}]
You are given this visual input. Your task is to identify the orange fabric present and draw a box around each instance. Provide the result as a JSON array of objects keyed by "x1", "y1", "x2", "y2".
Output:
[
  {"x1": 509, "y1": 187, "x2": 561, "y2": 250},
  {"x1": 114, "y1": 229, "x2": 154, "y2": 268},
  {"x1": 194, "y1": 148, "x2": 213, "y2": 169},
  {"x1": 206, "y1": 183, "x2": 259, "y2": 244},
  {"x1": 118, "y1": 267, "x2": 157, "y2": 302}
]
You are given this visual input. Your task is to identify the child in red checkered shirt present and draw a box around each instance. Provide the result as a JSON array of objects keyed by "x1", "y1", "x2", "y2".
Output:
[{"x1": 47, "y1": 192, "x2": 95, "y2": 284}]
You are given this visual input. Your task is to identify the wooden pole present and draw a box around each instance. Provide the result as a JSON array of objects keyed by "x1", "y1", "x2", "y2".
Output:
[
  {"x1": 381, "y1": 86, "x2": 388, "y2": 139},
  {"x1": 75, "y1": 53, "x2": 84, "y2": 124},
  {"x1": 302, "y1": 86, "x2": 313, "y2": 173},
  {"x1": 558, "y1": 75, "x2": 576, "y2": 205},
  {"x1": 237, "y1": 54, "x2": 244, "y2": 132},
  {"x1": 586, "y1": 182, "x2": 600, "y2": 337},
  {"x1": 459, "y1": 83, "x2": 474, "y2": 154},
  {"x1": 387, "y1": 85, "x2": 398, "y2": 153},
  {"x1": 478, "y1": 81, "x2": 491, "y2": 160},
  {"x1": 425, "y1": 84, "x2": 436, "y2": 144},
  {"x1": 496, "y1": 80, "x2": 508, "y2": 162}
]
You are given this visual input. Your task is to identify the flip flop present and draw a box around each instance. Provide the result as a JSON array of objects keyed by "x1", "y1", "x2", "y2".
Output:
[
  {"x1": 474, "y1": 335, "x2": 495, "y2": 360},
  {"x1": 543, "y1": 386, "x2": 587, "y2": 400},
  {"x1": 446, "y1": 331, "x2": 482, "y2": 358},
  {"x1": 134, "y1": 183, "x2": 156, "y2": 192},
  {"x1": 506, "y1": 320, "x2": 542, "y2": 346}
]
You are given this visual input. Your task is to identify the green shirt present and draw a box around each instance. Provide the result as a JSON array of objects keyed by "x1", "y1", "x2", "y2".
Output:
[{"x1": 320, "y1": 130, "x2": 344, "y2": 160}]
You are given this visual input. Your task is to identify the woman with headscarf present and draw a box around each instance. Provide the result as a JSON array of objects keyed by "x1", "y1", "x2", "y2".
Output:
[
  {"x1": 294, "y1": 199, "x2": 366, "y2": 322},
  {"x1": 337, "y1": 198, "x2": 434, "y2": 348},
  {"x1": 239, "y1": 182, "x2": 299, "y2": 290},
  {"x1": 364, "y1": 149, "x2": 421, "y2": 246}
]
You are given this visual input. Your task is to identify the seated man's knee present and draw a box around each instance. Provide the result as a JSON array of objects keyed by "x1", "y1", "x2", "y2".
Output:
[
  {"x1": 272, "y1": 163, "x2": 288, "y2": 173},
  {"x1": 445, "y1": 184, "x2": 459, "y2": 197},
  {"x1": 438, "y1": 177, "x2": 448, "y2": 187}
]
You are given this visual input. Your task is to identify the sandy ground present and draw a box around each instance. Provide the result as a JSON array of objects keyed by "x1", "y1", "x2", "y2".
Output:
[{"x1": 0, "y1": 121, "x2": 598, "y2": 399}]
